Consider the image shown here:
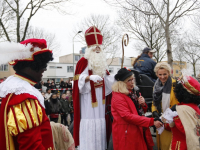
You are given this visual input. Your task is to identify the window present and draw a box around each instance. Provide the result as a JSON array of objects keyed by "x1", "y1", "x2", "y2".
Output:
[
  {"x1": 176, "y1": 70, "x2": 179, "y2": 74},
  {"x1": 67, "y1": 66, "x2": 74, "y2": 72},
  {"x1": 49, "y1": 66, "x2": 62, "y2": 69},
  {"x1": 109, "y1": 67, "x2": 114, "y2": 73},
  {"x1": 75, "y1": 55, "x2": 80, "y2": 61},
  {"x1": 0, "y1": 64, "x2": 8, "y2": 71},
  {"x1": 49, "y1": 66, "x2": 56, "y2": 69}
]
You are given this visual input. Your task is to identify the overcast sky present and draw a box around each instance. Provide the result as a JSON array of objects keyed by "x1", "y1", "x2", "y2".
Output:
[{"x1": 30, "y1": 0, "x2": 139, "y2": 61}]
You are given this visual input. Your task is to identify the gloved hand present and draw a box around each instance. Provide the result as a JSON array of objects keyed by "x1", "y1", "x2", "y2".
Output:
[
  {"x1": 171, "y1": 105, "x2": 177, "y2": 111},
  {"x1": 153, "y1": 111, "x2": 163, "y2": 123},
  {"x1": 89, "y1": 75, "x2": 103, "y2": 83},
  {"x1": 152, "y1": 111, "x2": 160, "y2": 118}
]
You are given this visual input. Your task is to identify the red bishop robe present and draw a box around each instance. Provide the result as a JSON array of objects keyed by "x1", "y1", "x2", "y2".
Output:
[
  {"x1": 0, "y1": 74, "x2": 54, "y2": 150},
  {"x1": 73, "y1": 57, "x2": 113, "y2": 147}
]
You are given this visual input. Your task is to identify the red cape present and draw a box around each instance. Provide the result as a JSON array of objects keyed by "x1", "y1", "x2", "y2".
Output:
[{"x1": 73, "y1": 57, "x2": 112, "y2": 146}]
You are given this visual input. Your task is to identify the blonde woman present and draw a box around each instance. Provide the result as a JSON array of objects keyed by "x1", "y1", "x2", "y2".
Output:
[
  {"x1": 152, "y1": 62, "x2": 179, "y2": 150},
  {"x1": 111, "y1": 68, "x2": 162, "y2": 150}
]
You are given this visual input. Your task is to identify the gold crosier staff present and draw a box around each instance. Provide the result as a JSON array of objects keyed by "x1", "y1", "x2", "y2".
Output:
[{"x1": 121, "y1": 34, "x2": 129, "y2": 68}]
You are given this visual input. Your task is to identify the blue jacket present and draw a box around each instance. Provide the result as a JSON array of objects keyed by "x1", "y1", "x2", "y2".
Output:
[{"x1": 134, "y1": 54, "x2": 157, "y2": 82}]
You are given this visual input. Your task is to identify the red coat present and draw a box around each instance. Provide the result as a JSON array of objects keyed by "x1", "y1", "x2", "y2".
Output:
[{"x1": 111, "y1": 92, "x2": 154, "y2": 150}]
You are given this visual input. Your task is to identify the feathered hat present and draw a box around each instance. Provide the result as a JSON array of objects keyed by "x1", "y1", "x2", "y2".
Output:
[
  {"x1": 178, "y1": 75, "x2": 200, "y2": 96},
  {"x1": 85, "y1": 26, "x2": 103, "y2": 48},
  {"x1": 0, "y1": 38, "x2": 52, "y2": 65}
]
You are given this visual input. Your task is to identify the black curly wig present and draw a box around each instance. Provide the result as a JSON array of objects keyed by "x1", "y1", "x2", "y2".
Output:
[
  {"x1": 13, "y1": 51, "x2": 53, "y2": 72},
  {"x1": 173, "y1": 81, "x2": 200, "y2": 105}
]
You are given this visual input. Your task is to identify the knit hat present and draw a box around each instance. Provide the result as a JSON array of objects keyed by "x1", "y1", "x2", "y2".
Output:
[
  {"x1": 115, "y1": 68, "x2": 133, "y2": 81},
  {"x1": 85, "y1": 26, "x2": 103, "y2": 48}
]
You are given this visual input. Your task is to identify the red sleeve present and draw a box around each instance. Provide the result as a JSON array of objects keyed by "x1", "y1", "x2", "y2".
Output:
[
  {"x1": 149, "y1": 118, "x2": 154, "y2": 126},
  {"x1": 112, "y1": 95, "x2": 152, "y2": 128},
  {"x1": 141, "y1": 103, "x2": 148, "y2": 113},
  {"x1": 173, "y1": 116, "x2": 185, "y2": 134},
  {"x1": 164, "y1": 123, "x2": 171, "y2": 131},
  {"x1": 17, "y1": 127, "x2": 45, "y2": 150}
]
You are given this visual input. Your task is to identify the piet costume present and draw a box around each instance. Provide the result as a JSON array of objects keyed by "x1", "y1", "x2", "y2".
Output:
[
  {"x1": 0, "y1": 39, "x2": 54, "y2": 150},
  {"x1": 73, "y1": 26, "x2": 115, "y2": 150},
  {"x1": 162, "y1": 75, "x2": 200, "y2": 150}
]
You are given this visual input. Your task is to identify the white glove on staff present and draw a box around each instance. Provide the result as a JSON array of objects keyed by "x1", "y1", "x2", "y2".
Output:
[{"x1": 89, "y1": 75, "x2": 103, "y2": 82}]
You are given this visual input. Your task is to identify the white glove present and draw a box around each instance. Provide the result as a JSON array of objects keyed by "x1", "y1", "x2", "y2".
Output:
[{"x1": 89, "y1": 75, "x2": 103, "y2": 82}]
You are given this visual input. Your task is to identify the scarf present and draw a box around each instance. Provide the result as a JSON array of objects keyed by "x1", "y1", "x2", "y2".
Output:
[
  {"x1": 153, "y1": 77, "x2": 172, "y2": 114},
  {"x1": 128, "y1": 90, "x2": 143, "y2": 116}
]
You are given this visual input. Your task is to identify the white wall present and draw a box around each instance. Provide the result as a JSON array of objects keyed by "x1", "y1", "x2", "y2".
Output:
[
  {"x1": 42, "y1": 62, "x2": 133, "y2": 82},
  {"x1": 43, "y1": 62, "x2": 77, "y2": 82}
]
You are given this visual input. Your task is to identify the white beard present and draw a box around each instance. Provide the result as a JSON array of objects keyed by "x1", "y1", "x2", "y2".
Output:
[{"x1": 84, "y1": 46, "x2": 108, "y2": 77}]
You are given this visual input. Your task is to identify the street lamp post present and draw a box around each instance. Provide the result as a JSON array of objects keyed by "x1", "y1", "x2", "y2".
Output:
[{"x1": 73, "y1": 31, "x2": 82, "y2": 77}]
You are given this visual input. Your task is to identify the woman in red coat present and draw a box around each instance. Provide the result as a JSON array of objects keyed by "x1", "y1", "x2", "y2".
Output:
[{"x1": 111, "y1": 68, "x2": 163, "y2": 150}]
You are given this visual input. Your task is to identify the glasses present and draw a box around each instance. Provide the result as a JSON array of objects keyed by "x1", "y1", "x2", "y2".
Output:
[{"x1": 126, "y1": 78, "x2": 135, "y2": 83}]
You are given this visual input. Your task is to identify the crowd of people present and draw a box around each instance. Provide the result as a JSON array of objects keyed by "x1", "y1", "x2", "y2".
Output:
[
  {"x1": 42, "y1": 89, "x2": 74, "y2": 126},
  {"x1": 34, "y1": 78, "x2": 73, "y2": 92}
]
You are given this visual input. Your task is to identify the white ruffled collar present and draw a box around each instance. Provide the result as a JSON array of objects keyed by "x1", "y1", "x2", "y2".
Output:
[{"x1": 0, "y1": 75, "x2": 45, "y2": 108}]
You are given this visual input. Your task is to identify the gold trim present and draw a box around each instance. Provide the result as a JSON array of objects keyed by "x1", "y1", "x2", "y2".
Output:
[
  {"x1": 13, "y1": 105, "x2": 25, "y2": 133},
  {"x1": 9, "y1": 61, "x2": 15, "y2": 65},
  {"x1": 9, "y1": 48, "x2": 52, "y2": 65},
  {"x1": 22, "y1": 101, "x2": 32, "y2": 129},
  {"x1": 92, "y1": 102, "x2": 98, "y2": 108},
  {"x1": 73, "y1": 74, "x2": 80, "y2": 81},
  {"x1": 30, "y1": 100, "x2": 39, "y2": 126},
  {"x1": 94, "y1": 81, "x2": 103, "y2": 86},
  {"x1": 7, "y1": 108, "x2": 18, "y2": 136},
  {"x1": 175, "y1": 141, "x2": 181, "y2": 150},
  {"x1": 93, "y1": 26, "x2": 98, "y2": 45},
  {"x1": 184, "y1": 81, "x2": 200, "y2": 95},
  {"x1": 173, "y1": 116, "x2": 179, "y2": 121},
  {"x1": 25, "y1": 99, "x2": 36, "y2": 126},
  {"x1": 102, "y1": 99, "x2": 105, "y2": 104},
  {"x1": 35, "y1": 100, "x2": 43, "y2": 124},
  {"x1": 14, "y1": 74, "x2": 36, "y2": 85},
  {"x1": 4, "y1": 93, "x2": 15, "y2": 150},
  {"x1": 85, "y1": 32, "x2": 102, "y2": 36}
]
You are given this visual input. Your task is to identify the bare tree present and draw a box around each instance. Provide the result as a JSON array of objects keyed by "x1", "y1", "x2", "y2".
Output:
[
  {"x1": 0, "y1": 0, "x2": 15, "y2": 42},
  {"x1": 176, "y1": 33, "x2": 200, "y2": 77},
  {"x1": 0, "y1": 0, "x2": 71, "y2": 42},
  {"x1": 117, "y1": 7, "x2": 166, "y2": 62},
  {"x1": 26, "y1": 26, "x2": 60, "y2": 57},
  {"x1": 104, "y1": 0, "x2": 200, "y2": 66},
  {"x1": 73, "y1": 14, "x2": 122, "y2": 62}
]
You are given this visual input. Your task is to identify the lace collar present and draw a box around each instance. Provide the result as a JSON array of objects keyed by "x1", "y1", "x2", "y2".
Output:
[{"x1": 0, "y1": 75, "x2": 45, "y2": 108}]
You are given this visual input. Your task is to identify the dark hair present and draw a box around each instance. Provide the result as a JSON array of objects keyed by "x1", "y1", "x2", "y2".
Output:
[
  {"x1": 13, "y1": 52, "x2": 53, "y2": 72},
  {"x1": 132, "y1": 51, "x2": 149, "y2": 66},
  {"x1": 46, "y1": 88, "x2": 51, "y2": 92},
  {"x1": 174, "y1": 81, "x2": 200, "y2": 105},
  {"x1": 50, "y1": 93, "x2": 57, "y2": 98}
]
